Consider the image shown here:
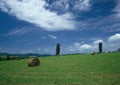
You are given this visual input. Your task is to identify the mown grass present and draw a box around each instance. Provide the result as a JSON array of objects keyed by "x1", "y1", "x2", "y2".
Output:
[{"x1": 0, "y1": 52, "x2": 120, "y2": 85}]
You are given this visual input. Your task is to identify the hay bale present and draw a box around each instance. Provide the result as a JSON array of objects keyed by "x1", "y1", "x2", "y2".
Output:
[
  {"x1": 96, "y1": 52, "x2": 100, "y2": 54},
  {"x1": 28, "y1": 57, "x2": 40, "y2": 67},
  {"x1": 91, "y1": 52, "x2": 96, "y2": 55}
]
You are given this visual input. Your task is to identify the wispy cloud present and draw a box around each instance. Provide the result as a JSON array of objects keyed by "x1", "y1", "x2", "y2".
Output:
[
  {"x1": 0, "y1": 0, "x2": 92, "y2": 31},
  {"x1": 113, "y1": 0, "x2": 120, "y2": 18},
  {"x1": 41, "y1": 36, "x2": 47, "y2": 39},
  {"x1": 40, "y1": 34, "x2": 57, "y2": 39},
  {"x1": 75, "y1": 0, "x2": 120, "y2": 33},
  {"x1": 72, "y1": 0, "x2": 91, "y2": 11},
  {"x1": 47, "y1": 0, "x2": 91, "y2": 13},
  {"x1": 77, "y1": 15, "x2": 120, "y2": 33},
  {"x1": 4, "y1": 27, "x2": 31, "y2": 36},
  {"x1": 0, "y1": 0, "x2": 75, "y2": 31},
  {"x1": 48, "y1": 34, "x2": 57, "y2": 39},
  {"x1": 0, "y1": 0, "x2": 119, "y2": 32}
]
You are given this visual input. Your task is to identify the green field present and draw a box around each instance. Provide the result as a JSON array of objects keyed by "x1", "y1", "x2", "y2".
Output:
[{"x1": 0, "y1": 52, "x2": 120, "y2": 85}]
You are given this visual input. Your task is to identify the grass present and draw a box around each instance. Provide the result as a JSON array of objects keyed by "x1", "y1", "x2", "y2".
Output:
[{"x1": 0, "y1": 52, "x2": 120, "y2": 85}]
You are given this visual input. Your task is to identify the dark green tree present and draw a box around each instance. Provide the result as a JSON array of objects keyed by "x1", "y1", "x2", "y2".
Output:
[
  {"x1": 99, "y1": 42, "x2": 103, "y2": 53},
  {"x1": 56, "y1": 43, "x2": 60, "y2": 56},
  {"x1": 7, "y1": 54, "x2": 10, "y2": 60},
  {"x1": 118, "y1": 48, "x2": 120, "y2": 52}
]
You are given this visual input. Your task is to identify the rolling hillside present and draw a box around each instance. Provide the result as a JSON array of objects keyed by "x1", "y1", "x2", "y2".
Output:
[{"x1": 0, "y1": 52, "x2": 120, "y2": 85}]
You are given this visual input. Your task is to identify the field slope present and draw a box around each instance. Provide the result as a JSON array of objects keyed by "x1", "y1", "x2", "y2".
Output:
[{"x1": 0, "y1": 52, "x2": 120, "y2": 85}]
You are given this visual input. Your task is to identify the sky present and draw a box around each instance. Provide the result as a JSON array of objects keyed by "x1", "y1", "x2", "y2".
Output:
[{"x1": 0, "y1": 0, "x2": 120, "y2": 54}]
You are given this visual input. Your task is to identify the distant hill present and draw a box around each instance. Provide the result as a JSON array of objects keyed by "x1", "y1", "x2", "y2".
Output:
[{"x1": 0, "y1": 53, "x2": 52, "y2": 57}]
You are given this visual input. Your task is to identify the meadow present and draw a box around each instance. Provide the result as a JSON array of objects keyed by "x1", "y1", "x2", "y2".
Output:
[{"x1": 0, "y1": 52, "x2": 120, "y2": 85}]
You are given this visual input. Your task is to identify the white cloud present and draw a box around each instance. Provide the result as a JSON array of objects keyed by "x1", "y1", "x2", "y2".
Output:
[
  {"x1": 1, "y1": 0, "x2": 119, "y2": 33},
  {"x1": 108, "y1": 33, "x2": 120, "y2": 42},
  {"x1": 81, "y1": 44, "x2": 92, "y2": 49},
  {"x1": 0, "y1": 2, "x2": 9, "y2": 12},
  {"x1": 0, "y1": 0, "x2": 76, "y2": 31},
  {"x1": 48, "y1": 34, "x2": 57, "y2": 39},
  {"x1": 107, "y1": 33, "x2": 120, "y2": 51},
  {"x1": 93, "y1": 39, "x2": 104, "y2": 44}
]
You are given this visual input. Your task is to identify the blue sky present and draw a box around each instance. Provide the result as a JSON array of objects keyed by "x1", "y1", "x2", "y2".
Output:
[{"x1": 0, "y1": 0, "x2": 120, "y2": 54}]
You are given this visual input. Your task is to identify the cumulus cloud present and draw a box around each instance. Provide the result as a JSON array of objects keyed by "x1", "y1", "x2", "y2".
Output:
[
  {"x1": 108, "y1": 33, "x2": 120, "y2": 42},
  {"x1": 65, "y1": 38, "x2": 105, "y2": 53},
  {"x1": 93, "y1": 39, "x2": 104, "y2": 44},
  {"x1": 0, "y1": 0, "x2": 77, "y2": 31},
  {"x1": 81, "y1": 44, "x2": 92, "y2": 49},
  {"x1": 65, "y1": 42, "x2": 93, "y2": 53},
  {"x1": 65, "y1": 33, "x2": 120, "y2": 53},
  {"x1": 107, "y1": 33, "x2": 120, "y2": 51}
]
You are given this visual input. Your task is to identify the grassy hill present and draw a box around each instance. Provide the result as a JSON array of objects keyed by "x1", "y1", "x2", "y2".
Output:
[{"x1": 0, "y1": 52, "x2": 120, "y2": 85}]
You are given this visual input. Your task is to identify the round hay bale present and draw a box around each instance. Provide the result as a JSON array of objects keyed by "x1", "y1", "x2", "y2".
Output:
[
  {"x1": 91, "y1": 52, "x2": 96, "y2": 55},
  {"x1": 28, "y1": 57, "x2": 40, "y2": 67}
]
